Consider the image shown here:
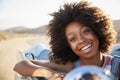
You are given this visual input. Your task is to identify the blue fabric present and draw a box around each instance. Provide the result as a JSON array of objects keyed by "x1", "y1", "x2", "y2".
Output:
[
  {"x1": 23, "y1": 44, "x2": 50, "y2": 60},
  {"x1": 111, "y1": 56, "x2": 120, "y2": 80},
  {"x1": 37, "y1": 50, "x2": 49, "y2": 60},
  {"x1": 74, "y1": 60, "x2": 80, "y2": 68},
  {"x1": 109, "y1": 44, "x2": 120, "y2": 56}
]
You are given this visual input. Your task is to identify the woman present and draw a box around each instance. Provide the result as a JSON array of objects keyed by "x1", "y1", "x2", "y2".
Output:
[{"x1": 13, "y1": 1, "x2": 117, "y2": 80}]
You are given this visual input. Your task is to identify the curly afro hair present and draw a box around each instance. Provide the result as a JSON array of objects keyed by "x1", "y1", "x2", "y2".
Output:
[{"x1": 47, "y1": 1, "x2": 117, "y2": 64}]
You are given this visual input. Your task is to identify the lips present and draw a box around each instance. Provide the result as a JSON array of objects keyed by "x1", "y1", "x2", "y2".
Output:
[{"x1": 80, "y1": 44, "x2": 92, "y2": 51}]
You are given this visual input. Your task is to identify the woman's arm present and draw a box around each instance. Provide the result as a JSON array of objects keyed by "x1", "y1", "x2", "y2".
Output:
[
  {"x1": 30, "y1": 60, "x2": 73, "y2": 72},
  {"x1": 13, "y1": 60, "x2": 73, "y2": 78}
]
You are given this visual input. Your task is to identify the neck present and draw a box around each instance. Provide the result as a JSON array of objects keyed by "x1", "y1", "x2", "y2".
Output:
[{"x1": 80, "y1": 53, "x2": 104, "y2": 67}]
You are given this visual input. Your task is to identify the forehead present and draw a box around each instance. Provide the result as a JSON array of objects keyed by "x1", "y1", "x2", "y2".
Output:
[
  {"x1": 65, "y1": 22, "x2": 83, "y2": 32},
  {"x1": 65, "y1": 21, "x2": 89, "y2": 33}
]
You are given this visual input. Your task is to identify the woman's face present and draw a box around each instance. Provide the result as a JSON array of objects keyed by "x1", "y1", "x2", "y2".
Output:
[{"x1": 65, "y1": 21, "x2": 99, "y2": 59}]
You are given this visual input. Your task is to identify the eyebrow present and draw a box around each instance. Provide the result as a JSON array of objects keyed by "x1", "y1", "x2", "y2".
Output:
[
  {"x1": 66, "y1": 26, "x2": 85, "y2": 36},
  {"x1": 66, "y1": 32, "x2": 74, "y2": 37}
]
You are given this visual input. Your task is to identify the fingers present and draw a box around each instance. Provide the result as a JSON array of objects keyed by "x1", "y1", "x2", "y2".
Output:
[{"x1": 48, "y1": 73, "x2": 65, "y2": 80}]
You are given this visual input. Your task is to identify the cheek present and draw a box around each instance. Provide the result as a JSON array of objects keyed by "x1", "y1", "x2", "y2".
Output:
[
  {"x1": 84, "y1": 33, "x2": 94, "y2": 39},
  {"x1": 85, "y1": 33, "x2": 97, "y2": 41},
  {"x1": 69, "y1": 42, "x2": 77, "y2": 52},
  {"x1": 91, "y1": 35, "x2": 99, "y2": 47}
]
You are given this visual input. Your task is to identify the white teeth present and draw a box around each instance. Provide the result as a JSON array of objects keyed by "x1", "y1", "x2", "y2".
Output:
[{"x1": 81, "y1": 44, "x2": 91, "y2": 51}]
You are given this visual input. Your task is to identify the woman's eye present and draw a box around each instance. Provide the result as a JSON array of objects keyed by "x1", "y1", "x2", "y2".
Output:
[
  {"x1": 84, "y1": 29, "x2": 91, "y2": 33},
  {"x1": 82, "y1": 28, "x2": 92, "y2": 35},
  {"x1": 69, "y1": 37, "x2": 76, "y2": 42}
]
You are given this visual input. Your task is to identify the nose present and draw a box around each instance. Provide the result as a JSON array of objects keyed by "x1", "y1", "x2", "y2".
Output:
[{"x1": 78, "y1": 35, "x2": 86, "y2": 44}]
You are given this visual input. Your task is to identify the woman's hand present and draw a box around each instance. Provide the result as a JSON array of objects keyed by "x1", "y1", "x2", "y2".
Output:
[
  {"x1": 47, "y1": 71, "x2": 65, "y2": 80},
  {"x1": 32, "y1": 66, "x2": 65, "y2": 80}
]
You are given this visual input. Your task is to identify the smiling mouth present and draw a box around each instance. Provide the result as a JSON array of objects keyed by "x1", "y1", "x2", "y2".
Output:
[{"x1": 81, "y1": 44, "x2": 92, "y2": 51}]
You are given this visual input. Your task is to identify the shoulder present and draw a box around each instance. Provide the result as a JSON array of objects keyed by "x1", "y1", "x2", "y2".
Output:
[
  {"x1": 104, "y1": 55, "x2": 113, "y2": 60},
  {"x1": 102, "y1": 55, "x2": 113, "y2": 70}
]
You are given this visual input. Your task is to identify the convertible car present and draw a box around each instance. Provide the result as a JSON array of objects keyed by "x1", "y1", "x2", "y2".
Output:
[{"x1": 17, "y1": 43, "x2": 120, "y2": 80}]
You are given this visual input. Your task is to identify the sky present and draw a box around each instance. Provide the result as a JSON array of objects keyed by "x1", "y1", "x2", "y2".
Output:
[{"x1": 0, "y1": 0, "x2": 120, "y2": 30}]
